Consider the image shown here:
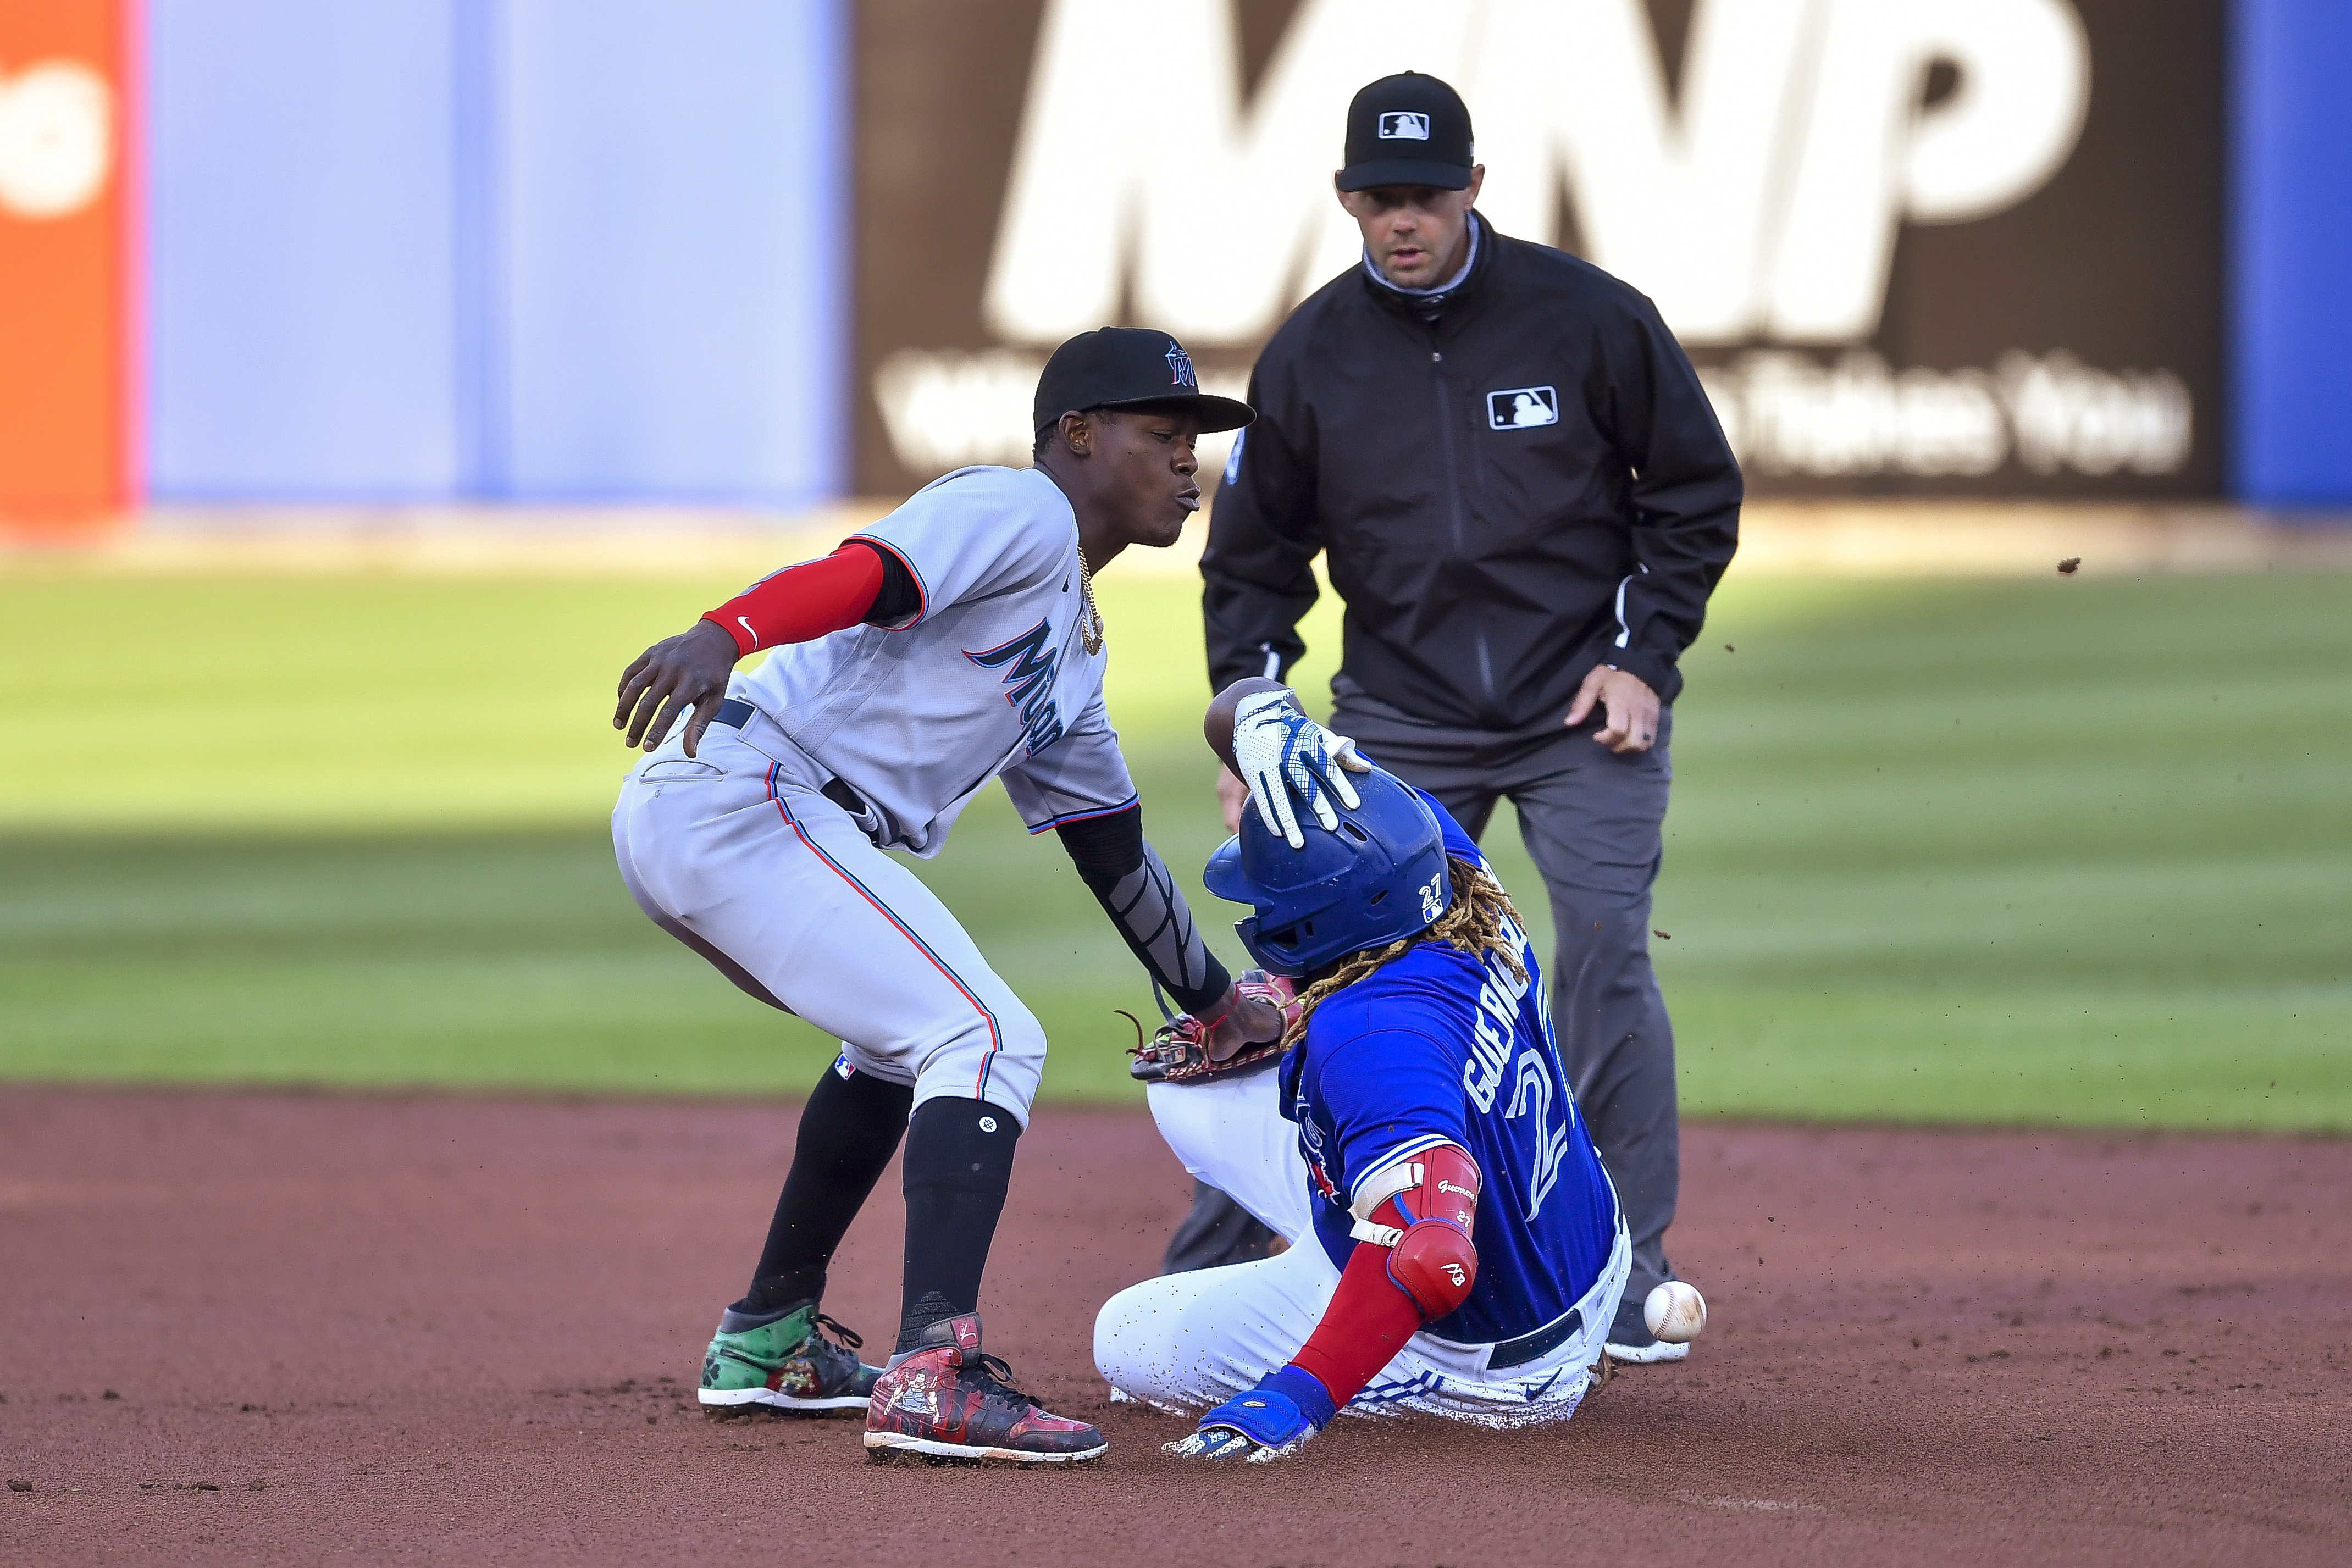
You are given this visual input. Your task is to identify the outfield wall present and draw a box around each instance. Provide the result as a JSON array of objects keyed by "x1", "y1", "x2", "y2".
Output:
[{"x1": 1, "y1": 0, "x2": 2347, "y2": 528}]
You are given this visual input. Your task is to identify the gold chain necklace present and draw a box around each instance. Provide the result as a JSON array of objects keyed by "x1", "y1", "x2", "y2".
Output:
[{"x1": 1076, "y1": 546, "x2": 1106, "y2": 655}]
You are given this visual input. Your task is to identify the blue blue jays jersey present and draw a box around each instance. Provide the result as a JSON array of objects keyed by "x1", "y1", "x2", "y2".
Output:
[{"x1": 1281, "y1": 791, "x2": 1619, "y2": 1347}]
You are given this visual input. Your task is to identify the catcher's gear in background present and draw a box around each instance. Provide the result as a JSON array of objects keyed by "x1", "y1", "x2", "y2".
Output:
[
  {"x1": 1127, "y1": 971, "x2": 1299, "y2": 1084},
  {"x1": 1204, "y1": 763, "x2": 1451, "y2": 976},
  {"x1": 1229, "y1": 689, "x2": 1368, "y2": 848},
  {"x1": 1164, "y1": 1365, "x2": 1335, "y2": 1463}
]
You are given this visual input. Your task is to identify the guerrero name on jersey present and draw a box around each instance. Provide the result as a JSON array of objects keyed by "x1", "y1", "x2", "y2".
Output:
[
  {"x1": 1281, "y1": 791, "x2": 1619, "y2": 1348},
  {"x1": 733, "y1": 464, "x2": 1137, "y2": 857}
]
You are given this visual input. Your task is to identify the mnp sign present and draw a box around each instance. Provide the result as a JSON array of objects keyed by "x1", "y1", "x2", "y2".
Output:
[{"x1": 855, "y1": 0, "x2": 2221, "y2": 498}]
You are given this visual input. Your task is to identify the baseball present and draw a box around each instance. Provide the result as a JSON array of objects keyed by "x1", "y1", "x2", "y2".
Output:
[{"x1": 1643, "y1": 1281, "x2": 1707, "y2": 1343}]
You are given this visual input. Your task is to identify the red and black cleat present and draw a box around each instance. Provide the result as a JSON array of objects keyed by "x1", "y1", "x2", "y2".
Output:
[{"x1": 864, "y1": 1315, "x2": 1107, "y2": 1465}]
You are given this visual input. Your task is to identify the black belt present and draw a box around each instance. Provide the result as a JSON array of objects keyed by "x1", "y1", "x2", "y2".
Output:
[
  {"x1": 712, "y1": 699, "x2": 868, "y2": 817},
  {"x1": 1484, "y1": 1306, "x2": 1584, "y2": 1371}
]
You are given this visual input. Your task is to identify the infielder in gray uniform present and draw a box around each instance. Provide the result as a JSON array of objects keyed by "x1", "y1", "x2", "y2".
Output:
[
  {"x1": 1198, "y1": 74, "x2": 1741, "y2": 1362},
  {"x1": 611, "y1": 328, "x2": 1287, "y2": 1463}
]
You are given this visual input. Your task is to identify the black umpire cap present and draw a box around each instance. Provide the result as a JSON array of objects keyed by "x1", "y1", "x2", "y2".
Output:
[
  {"x1": 1033, "y1": 328, "x2": 1255, "y2": 436},
  {"x1": 1337, "y1": 72, "x2": 1475, "y2": 192}
]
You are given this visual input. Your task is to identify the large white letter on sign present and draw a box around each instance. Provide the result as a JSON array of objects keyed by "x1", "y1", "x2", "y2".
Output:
[
  {"x1": 1765, "y1": 0, "x2": 2089, "y2": 342},
  {"x1": 985, "y1": 0, "x2": 1475, "y2": 347},
  {"x1": 979, "y1": 0, "x2": 2091, "y2": 351},
  {"x1": 1471, "y1": 0, "x2": 1814, "y2": 345}
]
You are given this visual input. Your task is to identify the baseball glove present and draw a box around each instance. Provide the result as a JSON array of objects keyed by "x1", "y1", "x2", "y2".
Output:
[{"x1": 1125, "y1": 971, "x2": 1300, "y2": 1084}]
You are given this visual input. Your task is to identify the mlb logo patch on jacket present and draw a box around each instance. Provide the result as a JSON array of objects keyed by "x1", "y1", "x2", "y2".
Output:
[{"x1": 1486, "y1": 386, "x2": 1559, "y2": 430}]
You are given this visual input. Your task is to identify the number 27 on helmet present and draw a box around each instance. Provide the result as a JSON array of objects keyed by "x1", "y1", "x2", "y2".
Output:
[{"x1": 1202, "y1": 766, "x2": 1451, "y2": 978}]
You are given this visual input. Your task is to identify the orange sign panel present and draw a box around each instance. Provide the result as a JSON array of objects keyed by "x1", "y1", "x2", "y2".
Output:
[{"x1": 0, "y1": 0, "x2": 129, "y2": 527}]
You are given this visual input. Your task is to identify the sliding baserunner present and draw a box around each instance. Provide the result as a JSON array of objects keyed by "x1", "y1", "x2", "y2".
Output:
[
  {"x1": 611, "y1": 330, "x2": 1286, "y2": 1465},
  {"x1": 1103, "y1": 680, "x2": 1647, "y2": 1455}
]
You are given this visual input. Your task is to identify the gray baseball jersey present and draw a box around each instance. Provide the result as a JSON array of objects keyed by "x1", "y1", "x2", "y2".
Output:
[{"x1": 731, "y1": 465, "x2": 1137, "y2": 857}]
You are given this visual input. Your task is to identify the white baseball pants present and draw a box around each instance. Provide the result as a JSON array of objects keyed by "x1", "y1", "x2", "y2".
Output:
[
  {"x1": 612, "y1": 718, "x2": 1047, "y2": 1123},
  {"x1": 1094, "y1": 1068, "x2": 1630, "y2": 1427}
]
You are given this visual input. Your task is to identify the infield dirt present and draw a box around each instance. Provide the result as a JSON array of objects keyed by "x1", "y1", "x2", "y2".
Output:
[{"x1": 2, "y1": 1089, "x2": 2345, "y2": 1565}]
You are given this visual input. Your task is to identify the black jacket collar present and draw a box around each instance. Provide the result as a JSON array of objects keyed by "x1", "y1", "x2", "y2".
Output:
[{"x1": 1358, "y1": 209, "x2": 1496, "y2": 325}]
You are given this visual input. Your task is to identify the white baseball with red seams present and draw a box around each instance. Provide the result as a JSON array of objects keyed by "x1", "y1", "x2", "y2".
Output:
[{"x1": 1644, "y1": 1281, "x2": 1707, "y2": 1344}]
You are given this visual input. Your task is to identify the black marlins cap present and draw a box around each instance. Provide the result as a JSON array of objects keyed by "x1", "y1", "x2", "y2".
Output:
[
  {"x1": 1032, "y1": 328, "x2": 1255, "y2": 437},
  {"x1": 1337, "y1": 72, "x2": 1475, "y2": 192}
]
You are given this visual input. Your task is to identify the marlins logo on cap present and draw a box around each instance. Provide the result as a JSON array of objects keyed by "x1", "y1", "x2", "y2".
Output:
[{"x1": 1031, "y1": 327, "x2": 1253, "y2": 435}]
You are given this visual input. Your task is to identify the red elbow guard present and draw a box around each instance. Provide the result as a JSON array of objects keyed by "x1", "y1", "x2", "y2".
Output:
[{"x1": 1381, "y1": 1144, "x2": 1480, "y2": 1320}]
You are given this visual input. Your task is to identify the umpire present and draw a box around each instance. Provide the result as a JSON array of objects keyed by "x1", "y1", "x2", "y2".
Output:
[{"x1": 1194, "y1": 72, "x2": 1740, "y2": 1362}]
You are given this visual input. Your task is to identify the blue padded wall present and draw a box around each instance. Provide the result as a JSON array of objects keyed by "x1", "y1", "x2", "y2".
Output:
[
  {"x1": 145, "y1": 1, "x2": 463, "y2": 499},
  {"x1": 143, "y1": 0, "x2": 845, "y2": 505},
  {"x1": 492, "y1": 0, "x2": 846, "y2": 503},
  {"x1": 2233, "y1": 0, "x2": 2352, "y2": 505}
]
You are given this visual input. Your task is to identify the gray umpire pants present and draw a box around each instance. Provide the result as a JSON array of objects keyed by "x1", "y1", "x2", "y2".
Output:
[{"x1": 1329, "y1": 689, "x2": 1680, "y2": 1342}]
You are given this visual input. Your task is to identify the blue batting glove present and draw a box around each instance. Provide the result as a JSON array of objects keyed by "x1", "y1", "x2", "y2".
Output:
[{"x1": 1162, "y1": 1366, "x2": 1338, "y2": 1464}]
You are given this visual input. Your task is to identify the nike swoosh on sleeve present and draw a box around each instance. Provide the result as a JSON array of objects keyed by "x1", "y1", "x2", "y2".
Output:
[{"x1": 737, "y1": 616, "x2": 760, "y2": 650}]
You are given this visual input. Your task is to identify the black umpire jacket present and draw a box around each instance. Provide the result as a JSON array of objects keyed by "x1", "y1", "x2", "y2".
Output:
[{"x1": 1202, "y1": 212, "x2": 1741, "y2": 730}]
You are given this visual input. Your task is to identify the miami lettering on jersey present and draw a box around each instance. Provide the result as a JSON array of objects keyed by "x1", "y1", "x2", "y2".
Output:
[{"x1": 966, "y1": 618, "x2": 1067, "y2": 756}]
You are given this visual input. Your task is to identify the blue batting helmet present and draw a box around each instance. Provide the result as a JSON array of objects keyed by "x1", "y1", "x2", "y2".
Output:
[{"x1": 1203, "y1": 766, "x2": 1452, "y2": 977}]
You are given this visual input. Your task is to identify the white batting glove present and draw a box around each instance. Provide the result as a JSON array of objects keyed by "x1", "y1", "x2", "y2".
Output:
[{"x1": 1230, "y1": 689, "x2": 1370, "y2": 849}]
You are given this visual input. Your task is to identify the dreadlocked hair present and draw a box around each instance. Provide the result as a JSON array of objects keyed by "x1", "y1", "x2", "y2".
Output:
[{"x1": 1283, "y1": 855, "x2": 1526, "y2": 1046}]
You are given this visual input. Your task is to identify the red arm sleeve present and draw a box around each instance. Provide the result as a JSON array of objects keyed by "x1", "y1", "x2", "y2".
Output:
[
  {"x1": 1288, "y1": 1235, "x2": 1427, "y2": 1407},
  {"x1": 702, "y1": 542, "x2": 887, "y2": 657}
]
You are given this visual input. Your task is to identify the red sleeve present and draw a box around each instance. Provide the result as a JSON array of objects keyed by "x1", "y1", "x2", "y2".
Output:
[
  {"x1": 1288, "y1": 1235, "x2": 1425, "y2": 1408},
  {"x1": 702, "y1": 543, "x2": 887, "y2": 657}
]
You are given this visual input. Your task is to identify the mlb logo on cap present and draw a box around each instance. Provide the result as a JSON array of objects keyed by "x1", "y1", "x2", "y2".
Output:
[
  {"x1": 1487, "y1": 385, "x2": 1559, "y2": 430},
  {"x1": 1340, "y1": 74, "x2": 1474, "y2": 193}
]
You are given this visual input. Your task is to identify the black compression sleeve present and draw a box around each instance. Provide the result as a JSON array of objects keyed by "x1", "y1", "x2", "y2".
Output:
[
  {"x1": 735, "y1": 1061, "x2": 914, "y2": 1319},
  {"x1": 1055, "y1": 807, "x2": 1231, "y2": 1014},
  {"x1": 848, "y1": 539, "x2": 923, "y2": 626}
]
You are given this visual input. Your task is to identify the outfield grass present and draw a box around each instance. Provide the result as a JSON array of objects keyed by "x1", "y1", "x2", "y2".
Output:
[{"x1": 2, "y1": 563, "x2": 2347, "y2": 1129}]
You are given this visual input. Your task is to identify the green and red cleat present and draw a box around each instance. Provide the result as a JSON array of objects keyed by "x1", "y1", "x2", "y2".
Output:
[
  {"x1": 698, "y1": 1302, "x2": 882, "y2": 1417},
  {"x1": 864, "y1": 1314, "x2": 1107, "y2": 1465}
]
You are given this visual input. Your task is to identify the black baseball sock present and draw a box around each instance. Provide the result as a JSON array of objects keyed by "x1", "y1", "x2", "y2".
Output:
[
  {"x1": 894, "y1": 1096, "x2": 1021, "y2": 1353},
  {"x1": 727, "y1": 1064, "x2": 914, "y2": 1326}
]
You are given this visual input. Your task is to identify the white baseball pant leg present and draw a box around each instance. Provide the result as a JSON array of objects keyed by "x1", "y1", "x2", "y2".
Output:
[
  {"x1": 1096, "y1": 1067, "x2": 1631, "y2": 1427},
  {"x1": 612, "y1": 724, "x2": 1047, "y2": 1123}
]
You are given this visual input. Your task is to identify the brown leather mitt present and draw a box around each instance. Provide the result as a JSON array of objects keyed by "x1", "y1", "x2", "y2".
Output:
[{"x1": 1126, "y1": 971, "x2": 1302, "y2": 1084}]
